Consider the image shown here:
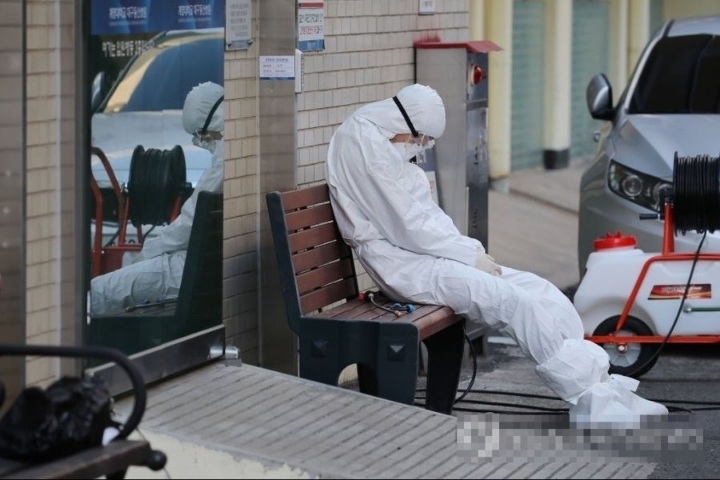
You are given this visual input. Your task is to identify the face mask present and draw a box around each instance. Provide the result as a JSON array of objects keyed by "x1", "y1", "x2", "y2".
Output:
[
  {"x1": 193, "y1": 133, "x2": 217, "y2": 153},
  {"x1": 393, "y1": 142, "x2": 423, "y2": 162}
]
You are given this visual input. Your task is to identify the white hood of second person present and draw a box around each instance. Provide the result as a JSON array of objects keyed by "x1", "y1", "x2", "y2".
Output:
[
  {"x1": 611, "y1": 114, "x2": 720, "y2": 181},
  {"x1": 352, "y1": 84, "x2": 446, "y2": 140},
  {"x1": 91, "y1": 110, "x2": 212, "y2": 189}
]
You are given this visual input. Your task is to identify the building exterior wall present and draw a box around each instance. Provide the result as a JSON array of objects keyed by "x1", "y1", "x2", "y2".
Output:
[
  {"x1": 570, "y1": 0, "x2": 610, "y2": 159},
  {"x1": 222, "y1": 0, "x2": 261, "y2": 365},
  {"x1": 224, "y1": 0, "x2": 470, "y2": 364},
  {"x1": 10, "y1": 0, "x2": 472, "y2": 383},
  {"x1": 15, "y1": 0, "x2": 720, "y2": 383},
  {"x1": 13, "y1": 0, "x2": 720, "y2": 385},
  {"x1": 510, "y1": 0, "x2": 545, "y2": 171},
  {"x1": 481, "y1": 0, "x2": 720, "y2": 173},
  {"x1": 24, "y1": 0, "x2": 79, "y2": 387},
  {"x1": 296, "y1": 0, "x2": 469, "y2": 292}
]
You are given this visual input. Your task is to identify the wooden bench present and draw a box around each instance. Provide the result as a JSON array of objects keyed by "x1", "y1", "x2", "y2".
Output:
[
  {"x1": 88, "y1": 191, "x2": 223, "y2": 358},
  {"x1": 266, "y1": 184, "x2": 466, "y2": 414}
]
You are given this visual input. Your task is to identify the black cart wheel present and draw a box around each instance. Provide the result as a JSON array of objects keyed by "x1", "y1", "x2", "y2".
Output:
[{"x1": 593, "y1": 315, "x2": 660, "y2": 378}]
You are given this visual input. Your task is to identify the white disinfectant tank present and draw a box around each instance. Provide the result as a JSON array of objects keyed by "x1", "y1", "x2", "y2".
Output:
[{"x1": 574, "y1": 232, "x2": 720, "y2": 337}]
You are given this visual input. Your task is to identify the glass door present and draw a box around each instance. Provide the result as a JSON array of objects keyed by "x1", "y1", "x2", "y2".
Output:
[{"x1": 84, "y1": 0, "x2": 227, "y2": 394}]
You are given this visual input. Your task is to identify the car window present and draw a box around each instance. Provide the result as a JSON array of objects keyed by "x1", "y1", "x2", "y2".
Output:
[
  {"x1": 629, "y1": 34, "x2": 720, "y2": 114},
  {"x1": 101, "y1": 36, "x2": 224, "y2": 113}
]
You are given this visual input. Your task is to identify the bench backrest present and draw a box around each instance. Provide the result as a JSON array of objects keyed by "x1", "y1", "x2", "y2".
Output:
[
  {"x1": 266, "y1": 184, "x2": 359, "y2": 333},
  {"x1": 175, "y1": 191, "x2": 224, "y2": 336}
]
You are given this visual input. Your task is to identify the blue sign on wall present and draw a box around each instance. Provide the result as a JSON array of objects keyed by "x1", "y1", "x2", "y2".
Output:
[{"x1": 91, "y1": 0, "x2": 225, "y2": 35}]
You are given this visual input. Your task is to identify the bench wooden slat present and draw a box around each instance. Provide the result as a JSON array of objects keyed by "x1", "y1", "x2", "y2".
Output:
[
  {"x1": 319, "y1": 302, "x2": 455, "y2": 339},
  {"x1": 351, "y1": 305, "x2": 396, "y2": 321},
  {"x1": 288, "y1": 223, "x2": 338, "y2": 253},
  {"x1": 285, "y1": 203, "x2": 335, "y2": 232},
  {"x1": 1, "y1": 440, "x2": 152, "y2": 480},
  {"x1": 405, "y1": 306, "x2": 460, "y2": 340},
  {"x1": 300, "y1": 277, "x2": 357, "y2": 314},
  {"x1": 292, "y1": 242, "x2": 349, "y2": 274},
  {"x1": 281, "y1": 184, "x2": 330, "y2": 211},
  {"x1": 296, "y1": 259, "x2": 355, "y2": 295},
  {"x1": 314, "y1": 298, "x2": 451, "y2": 328},
  {"x1": 314, "y1": 298, "x2": 366, "y2": 317},
  {"x1": 335, "y1": 301, "x2": 385, "y2": 319},
  {"x1": 332, "y1": 300, "x2": 387, "y2": 320}
]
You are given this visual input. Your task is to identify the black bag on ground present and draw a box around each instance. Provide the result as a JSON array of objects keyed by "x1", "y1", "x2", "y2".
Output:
[{"x1": 0, "y1": 376, "x2": 118, "y2": 462}]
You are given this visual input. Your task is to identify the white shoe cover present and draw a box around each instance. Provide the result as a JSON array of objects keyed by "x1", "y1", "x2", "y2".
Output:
[
  {"x1": 569, "y1": 375, "x2": 669, "y2": 429},
  {"x1": 536, "y1": 338, "x2": 668, "y2": 429}
]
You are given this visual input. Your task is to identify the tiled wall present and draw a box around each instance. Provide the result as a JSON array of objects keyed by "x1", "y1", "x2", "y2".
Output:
[
  {"x1": 296, "y1": 0, "x2": 469, "y2": 292},
  {"x1": 25, "y1": 0, "x2": 61, "y2": 385},
  {"x1": 222, "y1": 0, "x2": 469, "y2": 362},
  {"x1": 25, "y1": 0, "x2": 77, "y2": 386},
  {"x1": 222, "y1": 0, "x2": 260, "y2": 363}
]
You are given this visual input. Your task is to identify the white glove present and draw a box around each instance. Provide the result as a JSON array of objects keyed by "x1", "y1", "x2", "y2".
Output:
[{"x1": 475, "y1": 252, "x2": 502, "y2": 276}]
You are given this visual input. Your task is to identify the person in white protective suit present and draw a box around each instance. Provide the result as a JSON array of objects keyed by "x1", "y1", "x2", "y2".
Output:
[
  {"x1": 325, "y1": 83, "x2": 668, "y2": 428},
  {"x1": 90, "y1": 82, "x2": 225, "y2": 316}
]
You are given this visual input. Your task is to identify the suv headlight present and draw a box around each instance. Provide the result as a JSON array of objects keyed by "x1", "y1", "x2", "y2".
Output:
[{"x1": 607, "y1": 161, "x2": 672, "y2": 212}]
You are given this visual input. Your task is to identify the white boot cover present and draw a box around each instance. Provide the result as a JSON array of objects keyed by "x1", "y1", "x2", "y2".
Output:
[{"x1": 536, "y1": 339, "x2": 668, "y2": 429}]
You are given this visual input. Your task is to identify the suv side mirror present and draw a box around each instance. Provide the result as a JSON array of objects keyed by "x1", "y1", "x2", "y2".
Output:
[
  {"x1": 91, "y1": 71, "x2": 106, "y2": 114},
  {"x1": 586, "y1": 73, "x2": 614, "y2": 121}
]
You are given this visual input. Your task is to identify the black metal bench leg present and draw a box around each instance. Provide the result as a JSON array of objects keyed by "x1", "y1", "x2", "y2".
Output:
[
  {"x1": 357, "y1": 363, "x2": 378, "y2": 396},
  {"x1": 106, "y1": 468, "x2": 128, "y2": 479},
  {"x1": 423, "y1": 320, "x2": 465, "y2": 414},
  {"x1": 374, "y1": 324, "x2": 419, "y2": 405},
  {"x1": 299, "y1": 344, "x2": 342, "y2": 387}
]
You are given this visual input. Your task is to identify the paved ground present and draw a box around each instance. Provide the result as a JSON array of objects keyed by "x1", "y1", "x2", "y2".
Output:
[
  {"x1": 444, "y1": 338, "x2": 720, "y2": 479},
  {"x1": 120, "y1": 362, "x2": 658, "y2": 479},
  {"x1": 487, "y1": 157, "x2": 591, "y2": 293},
  {"x1": 477, "y1": 157, "x2": 720, "y2": 478}
]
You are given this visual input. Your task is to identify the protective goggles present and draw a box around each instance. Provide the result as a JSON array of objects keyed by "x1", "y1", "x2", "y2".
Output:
[{"x1": 392, "y1": 96, "x2": 434, "y2": 148}]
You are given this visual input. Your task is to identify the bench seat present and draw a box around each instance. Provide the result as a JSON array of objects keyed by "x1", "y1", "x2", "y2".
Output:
[{"x1": 314, "y1": 298, "x2": 460, "y2": 341}]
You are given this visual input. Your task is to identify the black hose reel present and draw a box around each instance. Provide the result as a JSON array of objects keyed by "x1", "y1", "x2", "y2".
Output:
[
  {"x1": 672, "y1": 152, "x2": 720, "y2": 235},
  {"x1": 127, "y1": 145, "x2": 190, "y2": 228}
]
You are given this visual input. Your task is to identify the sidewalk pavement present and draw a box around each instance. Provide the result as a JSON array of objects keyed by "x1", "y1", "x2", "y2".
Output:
[
  {"x1": 121, "y1": 362, "x2": 657, "y2": 480},
  {"x1": 488, "y1": 156, "x2": 592, "y2": 291}
]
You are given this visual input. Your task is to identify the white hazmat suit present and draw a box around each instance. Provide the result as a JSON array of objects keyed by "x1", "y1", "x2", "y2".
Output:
[
  {"x1": 326, "y1": 83, "x2": 668, "y2": 428},
  {"x1": 91, "y1": 82, "x2": 225, "y2": 316}
]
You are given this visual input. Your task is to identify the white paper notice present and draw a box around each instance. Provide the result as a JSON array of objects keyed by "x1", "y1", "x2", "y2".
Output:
[
  {"x1": 419, "y1": 0, "x2": 436, "y2": 15},
  {"x1": 226, "y1": 0, "x2": 252, "y2": 50},
  {"x1": 298, "y1": 1, "x2": 325, "y2": 51},
  {"x1": 259, "y1": 55, "x2": 295, "y2": 80}
]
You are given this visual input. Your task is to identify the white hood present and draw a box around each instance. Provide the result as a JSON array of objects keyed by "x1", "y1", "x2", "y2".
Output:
[{"x1": 91, "y1": 110, "x2": 212, "y2": 188}]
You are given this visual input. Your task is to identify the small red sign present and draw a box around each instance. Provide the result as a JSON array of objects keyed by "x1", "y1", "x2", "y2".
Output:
[{"x1": 648, "y1": 284, "x2": 712, "y2": 300}]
